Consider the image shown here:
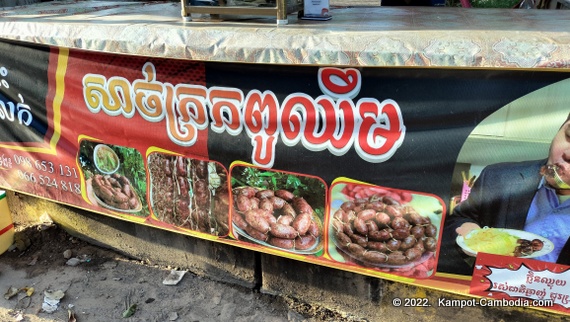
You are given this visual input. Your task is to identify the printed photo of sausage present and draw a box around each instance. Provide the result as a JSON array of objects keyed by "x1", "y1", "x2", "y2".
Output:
[
  {"x1": 78, "y1": 140, "x2": 148, "y2": 216},
  {"x1": 328, "y1": 182, "x2": 444, "y2": 279},
  {"x1": 91, "y1": 173, "x2": 142, "y2": 211},
  {"x1": 230, "y1": 166, "x2": 326, "y2": 254},
  {"x1": 148, "y1": 153, "x2": 229, "y2": 236}
]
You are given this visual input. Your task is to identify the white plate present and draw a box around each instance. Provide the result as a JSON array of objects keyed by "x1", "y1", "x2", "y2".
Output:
[
  {"x1": 328, "y1": 186, "x2": 443, "y2": 267},
  {"x1": 456, "y1": 228, "x2": 554, "y2": 258}
]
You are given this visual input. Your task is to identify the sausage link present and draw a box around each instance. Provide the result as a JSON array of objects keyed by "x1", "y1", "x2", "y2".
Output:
[
  {"x1": 347, "y1": 243, "x2": 366, "y2": 259},
  {"x1": 270, "y1": 223, "x2": 298, "y2": 239},
  {"x1": 244, "y1": 209, "x2": 270, "y2": 233},
  {"x1": 307, "y1": 220, "x2": 320, "y2": 238},
  {"x1": 236, "y1": 187, "x2": 257, "y2": 198},
  {"x1": 363, "y1": 251, "x2": 388, "y2": 264},
  {"x1": 367, "y1": 241, "x2": 388, "y2": 252},
  {"x1": 335, "y1": 231, "x2": 352, "y2": 246},
  {"x1": 295, "y1": 235, "x2": 317, "y2": 250},
  {"x1": 404, "y1": 248, "x2": 422, "y2": 261},
  {"x1": 356, "y1": 209, "x2": 376, "y2": 222},
  {"x1": 277, "y1": 214, "x2": 295, "y2": 226},
  {"x1": 259, "y1": 198, "x2": 274, "y2": 213},
  {"x1": 386, "y1": 251, "x2": 408, "y2": 265},
  {"x1": 281, "y1": 203, "x2": 297, "y2": 218},
  {"x1": 353, "y1": 217, "x2": 368, "y2": 236},
  {"x1": 235, "y1": 195, "x2": 253, "y2": 212},
  {"x1": 113, "y1": 191, "x2": 129, "y2": 204},
  {"x1": 256, "y1": 189, "x2": 275, "y2": 199},
  {"x1": 268, "y1": 237, "x2": 295, "y2": 249},
  {"x1": 293, "y1": 197, "x2": 313, "y2": 215},
  {"x1": 291, "y1": 212, "x2": 312, "y2": 235},
  {"x1": 244, "y1": 225, "x2": 268, "y2": 242},
  {"x1": 232, "y1": 212, "x2": 249, "y2": 230},
  {"x1": 275, "y1": 189, "x2": 294, "y2": 202},
  {"x1": 269, "y1": 196, "x2": 286, "y2": 210}
]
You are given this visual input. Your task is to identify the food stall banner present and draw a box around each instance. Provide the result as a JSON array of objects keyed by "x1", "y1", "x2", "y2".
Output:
[{"x1": 1, "y1": 39, "x2": 570, "y2": 315}]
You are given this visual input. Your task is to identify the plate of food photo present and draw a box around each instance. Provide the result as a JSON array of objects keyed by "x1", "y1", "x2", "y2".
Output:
[
  {"x1": 231, "y1": 186, "x2": 324, "y2": 255},
  {"x1": 456, "y1": 227, "x2": 554, "y2": 258}
]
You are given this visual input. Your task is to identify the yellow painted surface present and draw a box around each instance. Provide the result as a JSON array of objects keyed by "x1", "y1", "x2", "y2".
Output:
[{"x1": 0, "y1": 191, "x2": 14, "y2": 254}]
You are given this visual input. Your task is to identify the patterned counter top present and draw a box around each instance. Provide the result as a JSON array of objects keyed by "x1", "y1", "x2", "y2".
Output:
[{"x1": 1, "y1": 1, "x2": 569, "y2": 69}]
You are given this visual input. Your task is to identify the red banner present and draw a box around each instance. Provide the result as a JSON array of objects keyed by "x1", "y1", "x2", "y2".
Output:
[{"x1": 2, "y1": 41, "x2": 570, "y2": 315}]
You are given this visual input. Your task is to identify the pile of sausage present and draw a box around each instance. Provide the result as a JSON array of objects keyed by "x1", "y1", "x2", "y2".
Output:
[
  {"x1": 92, "y1": 173, "x2": 140, "y2": 210},
  {"x1": 148, "y1": 154, "x2": 229, "y2": 236},
  {"x1": 333, "y1": 195, "x2": 438, "y2": 266},
  {"x1": 514, "y1": 238, "x2": 544, "y2": 257},
  {"x1": 232, "y1": 187, "x2": 320, "y2": 251}
]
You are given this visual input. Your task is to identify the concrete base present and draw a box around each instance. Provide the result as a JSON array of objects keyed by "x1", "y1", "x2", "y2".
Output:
[
  {"x1": 260, "y1": 254, "x2": 383, "y2": 319},
  {"x1": 6, "y1": 191, "x2": 259, "y2": 288},
  {"x1": 260, "y1": 255, "x2": 565, "y2": 322}
]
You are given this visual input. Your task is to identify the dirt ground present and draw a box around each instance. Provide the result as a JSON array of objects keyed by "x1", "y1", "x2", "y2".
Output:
[{"x1": 0, "y1": 223, "x2": 357, "y2": 322}]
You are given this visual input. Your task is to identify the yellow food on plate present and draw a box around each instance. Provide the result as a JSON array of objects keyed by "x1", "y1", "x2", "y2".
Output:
[{"x1": 464, "y1": 228, "x2": 519, "y2": 255}]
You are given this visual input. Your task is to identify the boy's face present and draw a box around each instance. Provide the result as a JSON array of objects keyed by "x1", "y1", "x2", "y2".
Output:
[{"x1": 546, "y1": 121, "x2": 570, "y2": 190}]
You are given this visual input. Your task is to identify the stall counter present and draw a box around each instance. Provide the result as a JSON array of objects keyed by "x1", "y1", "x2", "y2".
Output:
[{"x1": 0, "y1": 0, "x2": 569, "y2": 69}]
